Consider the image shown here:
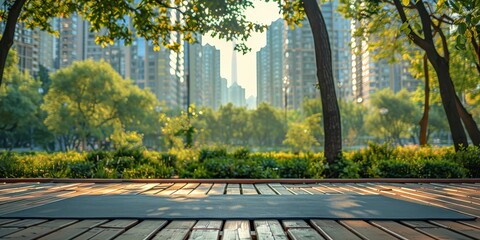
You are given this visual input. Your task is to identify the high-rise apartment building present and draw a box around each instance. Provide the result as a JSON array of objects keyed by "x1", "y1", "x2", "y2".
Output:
[
  {"x1": 256, "y1": 0, "x2": 353, "y2": 110},
  {"x1": 256, "y1": 19, "x2": 284, "y2": 109},
  {"x1": 201, "y1": 44, "x2": 222, "y2": 109},
  {"x1": 55, "y1": 15, "x2": 83, "y2": 70},
  {"x1": 351, "y1": 20, "x2": 418, "y2": 103}
]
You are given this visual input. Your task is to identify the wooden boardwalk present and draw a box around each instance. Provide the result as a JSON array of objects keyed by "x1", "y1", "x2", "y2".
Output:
[{"x1": 0, "y1": 180, "x2": 478, "y2": 239}]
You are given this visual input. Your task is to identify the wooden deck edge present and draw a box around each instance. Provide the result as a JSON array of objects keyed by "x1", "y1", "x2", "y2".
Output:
[{"x1": 0, "y1": 178, "x2": 479, "y2": 184}]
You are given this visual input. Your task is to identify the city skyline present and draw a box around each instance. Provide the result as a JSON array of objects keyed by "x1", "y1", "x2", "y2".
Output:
[{"x1": 204, "y1": 1, "x2": 281, "y2": 98}]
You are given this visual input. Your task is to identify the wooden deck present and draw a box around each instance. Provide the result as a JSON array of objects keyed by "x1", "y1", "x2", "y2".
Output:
[{"x1": 0, "y1": 180, "x2": 478, "y2": 239}]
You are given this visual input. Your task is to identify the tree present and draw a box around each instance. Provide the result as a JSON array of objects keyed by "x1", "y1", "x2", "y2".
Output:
[
  {"x1": 1, "y1": 0, "x2": 343, "y2": 163},
  {"x1": 0, "y1": 50, "x2": 42, "y2": 149},
  {"x1": 302, "y1": 0, "x2": 342, "y2": 163},
  {"x1": 217, "y1": 103, "x2": 250, "y2": 146},
  {"x1": 283, "y1": 122, "x2": 319, "y2": 152},
  {"x1": 341, "y1": 0, "x2": 478, "y2": 151},
  {"x1": 251, "y1": 103, "x2": 285, "y2": 147},
  {"x1": 42, "y1": 59, "x2": 159, "y2": 151},
  {"x1": 365, "y1": 89, "x2": 418, "y2": 145},
  {"x1": 339, "y1": 100, "x2": 367, "y2": 147},
  {"x1": 192, "y1": 107, "x2": 218, "y2": 145}
]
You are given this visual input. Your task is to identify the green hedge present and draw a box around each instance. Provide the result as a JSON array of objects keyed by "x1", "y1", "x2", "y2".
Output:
[{"x1": 0, "y1": 144, "x2": 478, "y2": 179}]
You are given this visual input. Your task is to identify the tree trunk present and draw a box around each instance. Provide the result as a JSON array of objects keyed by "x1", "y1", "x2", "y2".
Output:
[
  {"x1": 0, "y1": 0, "x2": 27, "y2": 86},
  {"x1": 419, "y1": 54, "x2": 429, "y2": 146},
  {"x1": 302, "y1": 0, "x2": 342, "y2": 164},
  {"x1": 455, "y1": 94, "x2": 480, "y2": 146},
  {"x1": 428, "y1": 54, "x2": 468, "y2": 151}
]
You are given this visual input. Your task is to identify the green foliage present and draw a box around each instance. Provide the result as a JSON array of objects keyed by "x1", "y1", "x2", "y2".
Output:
[
  {"x1": 283, "y1": 122, "x2": 319, "y2": 153},
  {"x1": 42, "y1": 59, "x2": 160, "y2": 151},
  {"x1": 365, "y1": 89, "x2": 419, "y2": 146},
  {"x1": 418, "y1": 159, "x2": 466, "y2": 178},
  {"x1": 232, "y1": 147, "x2": 250, "y2": 160},
  {"x1": 350, "y1": 142, "x2": 395, "y2": 177},
  {"x1": 0, "y1": 50, "x2": 44, "y2": 149},
  {"x1": 325, "y1": 157, "x2": 360, "y2": 178},
  {"x1": 199, "y1": 146, "x2": 227, "y2": 163},
  {"x1": 445, "y1": 146, "x2": 480, "y2": 178}
]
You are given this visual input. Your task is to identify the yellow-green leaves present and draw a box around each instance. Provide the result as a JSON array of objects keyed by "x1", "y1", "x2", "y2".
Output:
[{"x1": 402, "y1": 0, "x2": 410, "y2": 6}]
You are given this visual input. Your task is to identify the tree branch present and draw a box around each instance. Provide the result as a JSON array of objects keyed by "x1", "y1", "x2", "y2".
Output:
[
  {"x1": 392, "y1": 0, "x2": 430, "y2": 50},
  {"x1": 431, "y1": 18, "x2": 449, "y2": 62}
]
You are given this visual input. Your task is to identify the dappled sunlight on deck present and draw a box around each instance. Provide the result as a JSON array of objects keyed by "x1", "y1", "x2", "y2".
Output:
[{"x1": 0, "y1": 180, "x2": 477, "y2": 239}]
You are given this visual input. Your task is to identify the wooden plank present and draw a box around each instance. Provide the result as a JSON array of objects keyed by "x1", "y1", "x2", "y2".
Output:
[
  {"x1": 152, "y1": 228, "x2": 190, "y2": 240},
  {"x1": 0, "y1": 228, "x2": 23, "y2": 238},
  {"x1": 241, "y1": 184, "x2": 258, "y2": 195},
  {"x1": 310, "y1": 220, "x2": 361, "y2": 240},
  {"x1": 2, "y1": 219, "x2": 76, "y2": 239},
  {"x1": 282, "y1": 220, "x2": 310, "y2": 229},
  {"x1": 152, "y1": 220, "x2": 196, "y2": 240},
  {"x1": 166, "y1": 221, "x2": 197, "y2": 229},
  {"x1": 89, "y1": 228, "x2": 124, "y2": 240},
  {"x1": 415, "y1": 227, "x2": 472, "y2": 240},
  {"x1": 38, "y1": 220, "x2": 108, "y2": 240},
  {"x1": 340, "y1": 220, "x2": 397, "y2": 239},
  {"x1": 2, "y1": 219, "x2": 47, "y2": 227},
  {"x1": 193, "y1": 220, "x2": 223, "y2": 230},
  {"x1": 226, "y1": 184, "x2": 241, "y2": 195},
  {"x1": 189, "y1": 229, "x2": 220, "y2": 240},
  {"x1": 312, "y1": 184, "x2": 343, "y2": 194},
  {"x1": 284, "y1": 185, "x2": 310, "y2": 195},
  {"x1": 208, "y1": 184, "x2": 226, "y2": 195},
  {"x1": 222, "y1": 220, "x2": 251, "y2": 240},
  {"x1": 287, "y1": 228, "x2": 324, "y2": 240},
  {"x1": 459, "y1": 219, "x2": 480, "y2": 229},
  {"x1": 157, "y1": 183, "x2": 187, "y2": 195},
  {"x1": 100, "y1": 219, "x2": 138, "y2": 229},
  {"x1": 141, "y1": 183, "x2": 173, "y2": 195},
  {"x1": 114, "y1": 220, "x2": 167, "y2": 240},
  {"x1": 254, "y1": 220, "x2": 288, "y2": 240},
  {"x1": 174, "y1": 183, "x2": 199, "y2": 195},
  {"x1": 255, "y1": 184, "x2": 277, "y2": 195},
  {"x1": 189, "y1": 183, "x2": 212, "y2": 195},
  {"x1": 371, "y1": 221, "x2": 435, "y2": 240},
  {"x1": 268, "y1": 184, "x2": 292, "y2": 195},
  {"x1": 73, "y1": 227, "x2": 124, "y2": 240},
  {"x1": 0, "y1": 219, "x2": 19, "y2": 226},
  {"x1": 430, "y1": 220, "x2": 480, "y2": 239},
  {"x1": 401, "y1": 221, "x2": 437, "y2": 228}
]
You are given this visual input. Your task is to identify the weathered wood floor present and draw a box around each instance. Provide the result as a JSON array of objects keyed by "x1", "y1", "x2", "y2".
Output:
[{"x1": 0, "y1": 180, "x2": 478, "y2": 239}]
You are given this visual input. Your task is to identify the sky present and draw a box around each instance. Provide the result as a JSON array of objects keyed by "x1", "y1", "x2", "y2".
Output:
[{"x1": 203, "y1": 1, "x2": 281, "y2": 98}]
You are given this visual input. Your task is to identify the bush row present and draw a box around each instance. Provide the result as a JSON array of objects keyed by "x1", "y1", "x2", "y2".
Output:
[{"x1": 0, "y1": 144, "x2": 478, "y2": 179}]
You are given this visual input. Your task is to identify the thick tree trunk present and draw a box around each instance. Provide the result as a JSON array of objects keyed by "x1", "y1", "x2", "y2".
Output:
[
  {"x1": 302, "y1": 0, "x2": 342, "y2": 164},
  {"x1": 428, "y1": 54, "x2": 468, "y2": 151},
  {"x1": 0, "y1": 0, "x2": 27, "y2": 86},
  {"x1": 455, "y1": 94, "x2": 480, "y2": 146},
  {"x1": 419, "y1": 55, "x2": 429, "y2": 146}
]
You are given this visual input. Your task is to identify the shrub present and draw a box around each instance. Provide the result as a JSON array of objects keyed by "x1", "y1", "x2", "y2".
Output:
[
  {"x1": 68, "y1": 162, "x2": 96, "y2": 178},
  {"x1": 446, "y1": 146, "x2": 480, "y2": 178},
  {"x1": 199, "y1": 146, "x2": 227, "y2": 162},
  {"x1": 378, "y1": 160, "x2": 418, "y2": 178},
  {"x1": 232, "y1": 147, "x2": 250, "y2": 160},
  {"x1": 0, "y1": 151, "x2": 20, "y2": 177},
  {"x1": 350, "y1": 142, "x2": 394, "y2": 177},
  {"x1": 85, "y1": 150, "x2": 113, "y2": 163},
  {"x1": 418, "y1": 159, "x2": 467, "y2": 178},
  {"x1": 278, "y1": 157, "x2": 309, "y2": 178},
  {"x1": 325, "y1": 156, "x2": 360, "y2": 178}
]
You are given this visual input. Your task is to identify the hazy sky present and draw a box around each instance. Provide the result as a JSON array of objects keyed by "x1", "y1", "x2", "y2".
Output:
[{"x1": 204, "y1": 1, "x2": 281, "y2": 98}]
